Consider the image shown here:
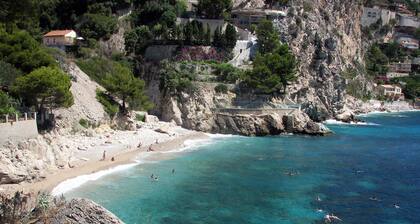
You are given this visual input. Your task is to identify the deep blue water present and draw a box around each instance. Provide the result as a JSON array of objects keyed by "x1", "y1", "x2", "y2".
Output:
[{"x1": 66, "y1": 111, "x2": 420, "y2": 224}]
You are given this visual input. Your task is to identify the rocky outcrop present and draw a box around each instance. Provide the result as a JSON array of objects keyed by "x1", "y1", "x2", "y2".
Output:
[
  {"x1": 0, "y1": 135, "x2": 72, "y2": 184},
  {"x1": 148, "y1": 81, "x2": 330, "y2": 136},
  {"x1": 49, "y1": 198, "x2": 123, "y2": 224},
  {"x1": 55, "y1": 62, "x2": 108, "y2": 132},
  {"x1": 271, "y1": 0, "x2": 374, "y2": 120}
]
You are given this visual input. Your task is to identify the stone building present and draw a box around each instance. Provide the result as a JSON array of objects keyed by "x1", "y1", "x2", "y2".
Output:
[
  {"x1": 396, "y1": 36, "x2": 419, "y2": 50},
  {"x1": 396, "y1": 15, "x2": 420, "y2": 34},
  {"x1": 231, "y1": 9, "x2": 287, "y2": 29},
  {"x1": 377, "y1": 84, "x2": 404, "y2": 100},
  {"x1": 361, "y1": 6, "x2": 396, "y2": 27}
]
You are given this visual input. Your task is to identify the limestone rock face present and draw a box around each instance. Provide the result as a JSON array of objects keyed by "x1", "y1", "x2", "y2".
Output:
[
  {"x1": 272, "y1": 0, "x2": 371, "y2": 120},
  {"x1": 49, "y1": 198, "x2": 123, "y2": 224},
  {"x1": 0, "y1": 135, "x2": 73, "y2": 184},
  {"x1": 55, "y1": 62, "x2": 108, "y2": 132},
  {"x1": 149, "y1": 81, "x2": 330, "y2": 136}
]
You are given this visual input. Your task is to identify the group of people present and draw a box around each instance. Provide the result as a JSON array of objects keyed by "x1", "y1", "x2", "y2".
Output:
[
  {"x1": 137, "y1": 139, "x2": 160, "y2": 152},
  {"x1": 150, "y1": 169, "x2": 176, "y2": 182}
]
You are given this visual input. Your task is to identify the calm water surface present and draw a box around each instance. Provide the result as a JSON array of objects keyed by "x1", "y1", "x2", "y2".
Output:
[{"x1": 66, "y1": 111, "x2": 420, "y2": 224}]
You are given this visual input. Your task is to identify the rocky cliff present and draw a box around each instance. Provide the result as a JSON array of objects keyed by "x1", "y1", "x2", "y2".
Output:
[
  {"x1": 272, "y1": 0, "x2": 372, "y2": 121},
  {"x1": 145, "y1": 73, "x2": 330, "y2": 136}
]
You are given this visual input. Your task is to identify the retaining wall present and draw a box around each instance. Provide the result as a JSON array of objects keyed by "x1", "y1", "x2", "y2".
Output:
[{"x1": 0, "y1": 120, "x2": 38, "y2": 144}]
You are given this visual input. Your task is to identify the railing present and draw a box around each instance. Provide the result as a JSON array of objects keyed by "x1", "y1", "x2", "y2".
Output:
[
  {"x1": 0, "y1": 112, "x2": 37, "y2": 124},
  {"x1": 214, "y1": 107, "x2": 299, "y2": 116}
]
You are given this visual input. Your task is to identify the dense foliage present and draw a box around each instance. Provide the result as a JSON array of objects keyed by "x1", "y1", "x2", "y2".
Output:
[
  {"x1": 102, "y1": 63, "x2": 153, "y2": 112},
  {"x1": 244, "y1": 20, "x2": 297, "y2": 94},
  {"x1": 0, "y1": 61, "x2": 22, "y2": 87},
  {"x1": 159, "y1": 61, "x2": 197, "y2": 95},
  {"x1": 197, "y1": 0, "x2": 232, "y2": 19},
  {"x1": 77, "y1": 57, "x2": 152, "y2": 112},
  {"x1": 365, "y1": 44, "x2": 389, "y2": 77},
  {"x1": 11, "y1": 66, "x2": 74, "y2": 114},
  {"x1": 256, "y1": 19, "x2": 281, "y2": 55},
  {"x1": 0, "y1": 90, "x2": 17, "y2": 116},
  {"x1": 0, "y1": 28, "x2": 56, "y2": 74},
  {"x1": 0, "y1": 0, "x2": 125, "y2": 40},
  {"x1": 391, "y1": 76, "x2": 420, "y2": 99}
]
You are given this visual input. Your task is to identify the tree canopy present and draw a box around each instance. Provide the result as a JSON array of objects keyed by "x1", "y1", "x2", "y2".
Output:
[
  {"x1": 102, "y1": 63, "x2": 153, "y2": 112},
  {"x1": 256, "y1": 19, "x2": 280, "y2": 55},
  {"x1": 0, "y1": 90, "x2": 17, "y2": 116},
  {"x1": 244, "y1": 44, "x2": 297, "y2": 94},
  {"x1": 197, "y1": 0, "x2": 232, "y2": 19},
  {"x1": 0, "y1": 28, "x2": 56, "y2": 73},
  {"x1": 244, "y1": 20, "x2": 297, "y2": 94},
  {"x1": 11, "y1": 66, "x2": 73, "y2": 113}
]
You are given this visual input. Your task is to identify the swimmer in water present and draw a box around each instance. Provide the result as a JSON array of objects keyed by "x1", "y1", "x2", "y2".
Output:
[
  {"x1": 393, "y1": 204, "x2": 400, "y2": 209},
  {"x1": 324, "y1": 213, "x2": 342, "y2": 223},
  {"x1": 317, "y1": 195, "x2": 322, "y2": 201},
  {"x1": 369, "y1": 196, "x2": 381, "y2": 201}
]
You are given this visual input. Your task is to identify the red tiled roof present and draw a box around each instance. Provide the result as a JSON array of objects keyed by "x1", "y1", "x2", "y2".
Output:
[{"x1": 44, "y1": 30, "x2": 74, "y2": 37}]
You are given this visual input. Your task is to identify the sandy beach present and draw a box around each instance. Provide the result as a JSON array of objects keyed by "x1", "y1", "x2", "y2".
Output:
[{"x1": 2, "y1": 123, "x2": 209, "y2": 195}]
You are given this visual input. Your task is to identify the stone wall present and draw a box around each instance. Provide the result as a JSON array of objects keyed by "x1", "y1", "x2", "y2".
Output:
[{"x1": 0, "y1": 120, "x2": 38, "y2": 144}]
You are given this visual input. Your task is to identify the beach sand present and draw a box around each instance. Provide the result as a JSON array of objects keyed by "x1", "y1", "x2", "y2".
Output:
[{"x1": 6, "y1": 128, "x2": 208, "y2": 195}]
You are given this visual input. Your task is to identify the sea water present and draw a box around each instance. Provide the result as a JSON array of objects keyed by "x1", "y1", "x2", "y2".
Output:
[{"x1": 65, "y1": 111, "x2": 420, "y2": 224}]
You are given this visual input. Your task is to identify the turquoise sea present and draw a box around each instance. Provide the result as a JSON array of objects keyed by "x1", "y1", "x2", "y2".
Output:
[{"x1": 65, "y1": 111, "x2": 420, "y2": 224}]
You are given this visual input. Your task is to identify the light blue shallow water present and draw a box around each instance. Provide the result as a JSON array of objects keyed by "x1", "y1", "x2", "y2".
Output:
[{"x1": 66, "y1": 111, "x2": 420, "y2": 224}]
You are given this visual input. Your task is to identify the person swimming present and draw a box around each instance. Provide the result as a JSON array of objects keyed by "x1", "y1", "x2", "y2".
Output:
[
  {"x1": 172, "y1": 169, "x2": 175, "y2": 174},
  {"x1": 317, "y1": 195, "x2": 322, "y2": 202},
  {"x1": 393, "y1": 204, "x2": 400, "y2": 209},
  {"x1": 369, "y1": 196, "x2": 381, "y2": 201},
  {"x1": 324, "y1": 213, "x2": 342, "y2": 222}
]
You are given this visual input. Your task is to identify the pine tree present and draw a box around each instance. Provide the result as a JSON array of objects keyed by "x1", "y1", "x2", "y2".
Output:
[
  {"x1": 205, "y1": 24, "x2": 212, "y2": 46},
  {"x1": 224, "y1": 23, "x2": 237, "y2": 49}
]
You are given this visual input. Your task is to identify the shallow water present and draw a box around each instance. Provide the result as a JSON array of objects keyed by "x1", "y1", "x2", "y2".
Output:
[{"x1": 66, "y1": 111, "x2": 420, "y2": 224}]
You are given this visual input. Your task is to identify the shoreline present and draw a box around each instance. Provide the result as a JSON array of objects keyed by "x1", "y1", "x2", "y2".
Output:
[{"x1": 7, "y1": 131, "x2": 209, "y2": 196}]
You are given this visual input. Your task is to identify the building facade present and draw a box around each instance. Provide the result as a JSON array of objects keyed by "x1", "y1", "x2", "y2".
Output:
[
  {"x1": 361, "y1": 7, "x2": 396, "y2": 27},
  {"x1": 231, "y1": 9, "x2": 286, "y2": 29},
  {"x1": 377, "y1": 84, "x2": 404, "y2": 100},
  {"x1": 43, "y1": 30, "x2": 77, "y2": 50}
]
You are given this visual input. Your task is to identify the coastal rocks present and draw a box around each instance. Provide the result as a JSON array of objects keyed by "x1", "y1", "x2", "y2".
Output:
[
  {"x1": 48, "y1": 198, "x2": 123, "y2": 224},
  {"x1": 0, "y1": 136, "x2": 73, "y2": 184},
  {"x1": 344, "y1": 95, "x2": 414, "y2": 114}
]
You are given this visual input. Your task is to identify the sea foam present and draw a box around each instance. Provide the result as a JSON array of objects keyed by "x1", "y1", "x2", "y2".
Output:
[
  {"x1": 323, "y1": 119, "x2": 379, "y2": 126},
  {"x1": 51, "y1": 163, "x2": 138, "y2": 196}
]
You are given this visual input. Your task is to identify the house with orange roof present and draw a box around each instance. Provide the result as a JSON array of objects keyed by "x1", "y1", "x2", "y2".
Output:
[{"x1": 43, "y1": 30, "x2": 78, "y2": 49}]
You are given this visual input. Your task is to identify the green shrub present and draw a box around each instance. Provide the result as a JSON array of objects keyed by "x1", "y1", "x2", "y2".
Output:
[
  {"x1": 212, "y1": 63, "x2": 244, "y2": 83},
  {"x1": 96, "y1": 89, "x2": 119, "y2": 118},
  {"x1": 215, "y1": 83, "x2": 228, "y2": 93},
  {"x1": 135, "y1": 114, "x2": 145, "y2": 122},
  {"x1": 79, "y1": 118, "x2": 89, "y2": 128}
]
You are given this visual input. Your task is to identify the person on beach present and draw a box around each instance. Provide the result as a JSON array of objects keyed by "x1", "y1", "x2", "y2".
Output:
[
  {"x1": 148, "y1": 145, "x2": 154, "y2": 152},
  {"x1": 137, "y1": 142, "x2": 142, "y2": 149},
  {"x1": 155, "y1": 139, "x2": 159, "y2": 144},
  {"x1": 111, "y1": 157, "x2": 115, "y2": 162},
  {"x1": 101, "y1": 150, "x2": 106, "y2": 161}
]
